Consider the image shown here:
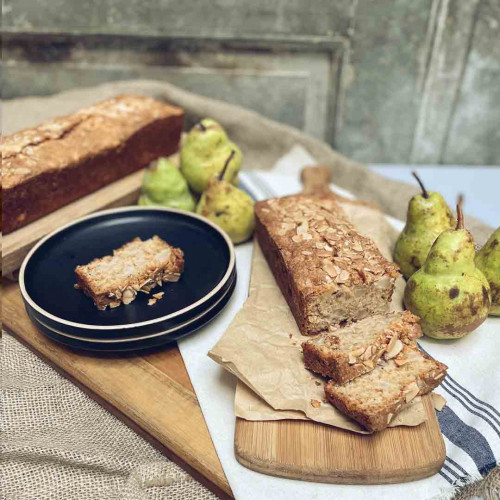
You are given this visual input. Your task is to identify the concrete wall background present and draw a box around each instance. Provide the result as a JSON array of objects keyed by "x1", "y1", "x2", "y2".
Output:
[{"x1": 2, "y1": 0, "x2": 499, "y2": 165}]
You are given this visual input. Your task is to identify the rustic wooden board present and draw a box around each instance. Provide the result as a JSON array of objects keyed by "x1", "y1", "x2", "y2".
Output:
[
  {"x1": 234, "y1": 379, "x2": 445, "y2": 484},
  {"x1": 2, "y1": 169, "x2": 145, "y2": 277},
  {"x1": 2, "y1": 281, "x2": 232, "y2": 498}
]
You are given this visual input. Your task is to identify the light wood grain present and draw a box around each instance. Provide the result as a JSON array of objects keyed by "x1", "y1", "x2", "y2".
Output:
[
  {"x1": 2, "y1": 169, "x2": 144, "y2": 276},
  {"x1": 235, "y1": 394, "x2": 445, "y2": 484},
  {"x1": 2, "y1": 281, "x2": 232, "y2": 498}
]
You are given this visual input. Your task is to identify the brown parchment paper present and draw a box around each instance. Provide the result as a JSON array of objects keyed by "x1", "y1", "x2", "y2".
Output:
[{"x1": 208, "y1": 199, "x2": 429, "y2": 434}]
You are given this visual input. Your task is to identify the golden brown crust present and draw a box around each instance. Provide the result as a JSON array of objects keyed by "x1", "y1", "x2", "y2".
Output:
[
  {"x1": 324, "y1": 347, "x2": 448, "y2": 432},
  {"x1": 2, "y1": 95, "x2": 184, "y2": 234},
  {"x1": 303, "y1": 311, "x2": 422, "y2": 384},
  {"x1": 255, "y1": 194, "x2": 400, "y2": 335},
  {"x1": 74, "y1": 236, "x2": 184, "y2": 310}
]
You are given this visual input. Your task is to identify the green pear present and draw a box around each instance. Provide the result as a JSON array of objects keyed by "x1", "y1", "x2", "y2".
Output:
[
  {"x1": 196, "y1": 151, "x2": 254, "y2": 244},
  {"x1": 475, "y1": 227, "x2": 500, "y2": 316},
  {"x1": 394, "y1": 172, "x2": 455, "y2": 279},
  {"x1": 138, "y1": 158, "x2": 196, "y2": 212},
  {"x1": 180, "y1": 118, "x2": 242, "y2": 193},
  {"x1": 404, "y1": 201, "x2": 491, "y2": 339}
]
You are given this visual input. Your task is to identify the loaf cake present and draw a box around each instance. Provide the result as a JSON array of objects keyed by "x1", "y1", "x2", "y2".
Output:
[
  {"x1": 2, "y1": 95, "x2": 184, "y2": 234},
  {"x1": 302, "y1": 311, "x2": 422, "y2": 384},
  {"x1": 255, "y1": 195, "x2": 400, "y2": 335},
  {"x1": 75, "y1": 236, "x2": 184, "y2": 310},
  {"x1": 325, "y1": 346, "x2": 447, "y2": 431}
]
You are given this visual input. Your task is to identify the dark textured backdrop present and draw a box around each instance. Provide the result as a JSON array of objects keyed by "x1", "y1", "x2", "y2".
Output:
[{"x1": 2, "y1": 0, "x2": 500, "y2": 165}]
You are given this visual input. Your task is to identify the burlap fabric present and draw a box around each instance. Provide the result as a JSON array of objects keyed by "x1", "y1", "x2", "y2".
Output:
[
  {"x1": 1, "y1": 333, "x2": 217, "y2": 499},
  {"x1": 2, "y1": 80, "x2": 496, "y2": 499}
]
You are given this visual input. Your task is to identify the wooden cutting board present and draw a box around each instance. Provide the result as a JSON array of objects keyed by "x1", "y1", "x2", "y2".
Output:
[
  {"x1": 2, "y1": 281, "x2": 232, "y2": 498},
  {"x1": 234, "y1": 395, "x2": 445, "y2": 484}
]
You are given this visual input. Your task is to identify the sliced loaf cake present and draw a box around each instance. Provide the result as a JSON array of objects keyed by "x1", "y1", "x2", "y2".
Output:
[
  {"x1": 302, "y1": 311, "x2": 422, "y2": 384},
  {"x1": 325, "y1": 346, "x2": 447, "y2": 431}
]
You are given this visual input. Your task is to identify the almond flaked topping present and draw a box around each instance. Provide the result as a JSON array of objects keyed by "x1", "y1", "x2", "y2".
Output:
[
  {"x1": 394, "y1": 357, "x2": 409, "y2": 367},
  {"x1": 351, "y1": 346, "x2": 365, "y2": 357},
  {"x1": 348, "y1": 353, "x2": 357, "y2": 365},
  {"x1": 433, "y1": 372, "x2": 445, "y2": 380},
  {"x1": 153, "y1": 292, "x2": 164, "y2": 300},
  {"x1": 385, "y1": 332, "x2": 398, "y2": 350},
  {"x1": 322, "y1": 261, "x2": 340, "y2": 277},
  {"x1": 122, "y1": 288, "x2": 137, "y2": 305},
  {"x1": 302, "y1": 250, "x2": 313, "y2": 256},
  {"x1": 385, "y1": 339, "x2": 403, "y2": 360},
  {"x1": 302, "y1": 233, "x2": 313, "y2": 241},
  {"x1": 292, "y1": 234, "x2": 302, "y2": 243},
  {"x1": 297, "y1": 221, "x2": 309, "y2": 235},
  {"x1": 404, "y1": 381, "x2": 420, "y2": 402},
  {"x1": 352, "y1": 242, "x2": 363, "y2": 252},
  {"x1": 148, "y1": 298, "x2": 157, "y2": 306},
  {"x1": 311, "y1": 399, "x2": 321, "y2": 408},
  {"x1": 360, "y1": 346, "x2": 373, "y2": 361},
  {"x1": 336, "y1": 270, "x2": 350, "y2": 283}
]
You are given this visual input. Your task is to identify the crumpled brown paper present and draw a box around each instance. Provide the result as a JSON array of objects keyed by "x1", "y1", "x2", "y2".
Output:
[{"x1": 209, "y1": 198, "x2": 435, "y2": 434}]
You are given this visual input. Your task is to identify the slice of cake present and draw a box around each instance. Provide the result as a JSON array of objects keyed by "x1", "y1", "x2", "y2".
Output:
[
  {"x1": 75, "y1": 236, "x2": 184, "y2": 310},
  {"x1": 324, "y1": 346, "x2": 448, "y2": 431},
  {"x1": 302, "y1": 311, "x2": 422, "y2": 384}
]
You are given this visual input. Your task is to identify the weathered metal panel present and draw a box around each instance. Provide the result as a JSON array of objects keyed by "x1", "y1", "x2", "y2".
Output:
[
  {"x1": 3, "y1": 39, "x2": 338, "y2": 141},
  {"x1": 2, "y1": 0, "x2": 499, "y2": 164},
  {"x1": 3, "y1": 0, "x2": 353, "y2": 37},
  {"x1": 442, "y1": 0, "x2": 500, "y2": 165},
  {"x1": 410, "y1": 0, "x2": 482, "y2": 163},
  {"x1": 334, "y1": 0, "x2": 435, "y2": 163}
]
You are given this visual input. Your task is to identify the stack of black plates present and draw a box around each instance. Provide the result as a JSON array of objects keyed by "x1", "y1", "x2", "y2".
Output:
[{"x1": 19, "y1": 207, "x2": 236, "y2": 351}]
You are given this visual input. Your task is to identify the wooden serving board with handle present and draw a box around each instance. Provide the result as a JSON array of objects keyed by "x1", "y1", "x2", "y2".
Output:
[{"x1": 233, "y1": 166, "x2": 446, "y2": 484}]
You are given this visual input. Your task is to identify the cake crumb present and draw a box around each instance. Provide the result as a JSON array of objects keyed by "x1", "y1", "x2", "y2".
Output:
[
  {"x1": 315, "y1": 381, "x2": 321, "y2": 386},
  {"x1": 311, "y1": 399, "x2": 321, "y2": 408}
]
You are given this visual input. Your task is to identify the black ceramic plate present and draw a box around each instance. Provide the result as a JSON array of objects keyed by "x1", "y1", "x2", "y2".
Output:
[
  {"x1": 20, "y1": 207, "x2": 235, "y2": 339},
  {"x1": 28, "y1": 274, "x2": 237, "y2": 352},
  {"x1": 32, "y1": 270, "x2": 236, "y2": 344}
]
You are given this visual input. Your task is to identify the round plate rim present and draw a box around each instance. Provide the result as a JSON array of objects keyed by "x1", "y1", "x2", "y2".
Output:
[
  {"x1": 32, "y1": 271, "x2": 236, "y2": 343},
  {"x1": 19, "y1": 206, "x2": 235, "y2": 331}
]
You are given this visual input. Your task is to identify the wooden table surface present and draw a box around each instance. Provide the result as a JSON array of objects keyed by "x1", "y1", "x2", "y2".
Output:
[{"x1": 2, "y1": 280, "x2": 233, "y2": 499}]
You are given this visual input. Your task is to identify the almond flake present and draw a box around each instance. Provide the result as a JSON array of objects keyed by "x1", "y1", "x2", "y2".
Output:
[
  {"x1": 297, "y1": 221, "x2": 309, "y2": 234},
  {"x1": 394, "y1": 356, "x2": 409, "y2": 367},
  {"x1": 323, "y1": 261, "x2": 340, "y2": 277},
  {"x1": 336, "y1": 270, "x2": 350, "y2": 283},
  {"x1": 292, "y1": 234, "x2": 302, "y2": 243}
]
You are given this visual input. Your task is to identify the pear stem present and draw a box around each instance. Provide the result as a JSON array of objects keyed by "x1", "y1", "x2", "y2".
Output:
[
  {"x1": 456, "y1": 194, "x2": 464, "y2": 230},
  {"x1": 219, "y1": 150, "x2": 236, "y2": 182},
  {"x1": 199, "y1": 121, "x2": 206, "y2": 132},
  {"x1": 412, "y1": 171, "x2": 428, "y2": 198}
]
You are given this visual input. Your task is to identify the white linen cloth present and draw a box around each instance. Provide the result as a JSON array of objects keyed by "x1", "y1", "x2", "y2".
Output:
[{"x1": 178, "y1": 146, "x2": 500, "y2": 500}]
